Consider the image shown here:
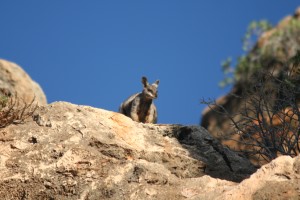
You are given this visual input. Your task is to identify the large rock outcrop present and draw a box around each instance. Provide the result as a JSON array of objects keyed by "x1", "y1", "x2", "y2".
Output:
[
  {"x1": 201, "y1": 7, "x2": 300, "y2": 164},
  {"x1": 0, "y1": 59, "x2": 47, "y2": 105},
  {"x1": 0, "y1": 101, "x2": 255, "y2": 199},
  {"x1": 0, "y1": 102, "x2": 299, "y2": 199}
]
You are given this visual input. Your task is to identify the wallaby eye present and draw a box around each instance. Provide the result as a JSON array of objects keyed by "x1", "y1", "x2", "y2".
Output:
[{"x1": 148, "y1": 88, "x2": 153, "y2": 93}]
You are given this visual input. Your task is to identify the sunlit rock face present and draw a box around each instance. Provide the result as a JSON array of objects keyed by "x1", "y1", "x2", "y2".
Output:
[
  {"x1": 0, "y1": 59, "x2": 47, "y2": 105},
  {"x1": 0, "y1": 101, "x2": 257, "y2": 199}
]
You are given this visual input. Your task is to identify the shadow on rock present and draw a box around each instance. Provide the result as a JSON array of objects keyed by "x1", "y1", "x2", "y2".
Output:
[{"x1": 157, "y1": 125, "x2": 257, "y2": 182}]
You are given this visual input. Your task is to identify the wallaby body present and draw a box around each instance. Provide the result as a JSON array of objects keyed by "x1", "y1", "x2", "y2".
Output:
[{"x1": 119, "y1": 77, "x2": 159, "y2": 123}]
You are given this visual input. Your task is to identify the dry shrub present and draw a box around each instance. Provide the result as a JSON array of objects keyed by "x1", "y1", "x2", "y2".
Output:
[
  {"x1": 202, "y1": 51, "x2": 300, "y2": 165},
  {"x1": 0, "y1": 94, "x2": 37, "y2": 128}
]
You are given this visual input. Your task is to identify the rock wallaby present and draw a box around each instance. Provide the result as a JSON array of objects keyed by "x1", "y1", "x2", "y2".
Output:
[{"x1": 119, "y1": 76, "x2": 159, "y2": 123}]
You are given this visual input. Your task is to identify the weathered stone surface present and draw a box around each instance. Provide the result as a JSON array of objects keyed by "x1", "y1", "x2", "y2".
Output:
[
  {"x1": 1, "y1": 102, "x2": 300, "y2": 199},
  {"x1": 0, "y1": 101, "x2": 255, "y2": 199},
  {"x1": 219, "y1": 156, "x2": 300, "y2": 200},
  {"x1": 0, "y1": 59, "x2": 47, "y2": 105}
]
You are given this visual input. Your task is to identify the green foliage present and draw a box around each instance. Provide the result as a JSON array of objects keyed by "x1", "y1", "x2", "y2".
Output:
[
  {"x1": 219, "y1": 57, "x2": 234, "y2": 88},
  {"x1": 290, "y1": 18, "x2": 300, "y2": 29},
  {"x1": 242, "y1": 20, "x2": 273, "y2": 52},
  {"x1": 219, "y1": 20, "x2": 273, "y2": 88},
  {"x1": 220, "y1": 16, "x2": 300, "y2": 88},
  {"x1": 261, "y1": 19, "x2": 300, "y2": 60}
]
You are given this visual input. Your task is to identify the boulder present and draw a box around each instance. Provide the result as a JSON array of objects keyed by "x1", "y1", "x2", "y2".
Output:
[
  {"x1": 0, "y1": 59, "x2": 47, "y2": 105},
  {"x1": 0, "y1": 102, "x2": 255, "y2": 199},
  {"x1": 219, "y1": 155, "x2": 300, "y2": 200}
]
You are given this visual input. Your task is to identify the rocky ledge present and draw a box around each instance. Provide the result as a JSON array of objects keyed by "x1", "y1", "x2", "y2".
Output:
[{"x1": 0, "y1": 102, "x2": 298, "y2": 199}]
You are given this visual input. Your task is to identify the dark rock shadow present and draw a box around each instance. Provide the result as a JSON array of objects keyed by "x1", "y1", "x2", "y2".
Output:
[{"x1": 161, "y1": 125, "x2": 257, "y2": 182}]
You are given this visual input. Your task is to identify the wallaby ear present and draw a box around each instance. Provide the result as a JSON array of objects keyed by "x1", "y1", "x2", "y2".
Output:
[
  {"x1": 142, "y1": 76, "x2": 149, "y2": 87},
  {"x1": 153, "y1": 80, "x2": 159, "y2": 88}
]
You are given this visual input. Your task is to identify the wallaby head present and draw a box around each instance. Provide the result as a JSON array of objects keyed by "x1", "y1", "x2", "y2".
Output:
[
  {"x1": 141, "y1": 76, "x2": 159, "y2": 100},
  {"x1": 119, "y1": 76, "x2": 159, "y2": 123}
]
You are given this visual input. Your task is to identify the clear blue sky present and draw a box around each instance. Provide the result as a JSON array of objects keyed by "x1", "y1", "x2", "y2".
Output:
[{"x1": 0, "y1": 1, "x2": 299, "y2": 125}]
